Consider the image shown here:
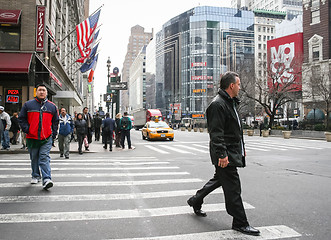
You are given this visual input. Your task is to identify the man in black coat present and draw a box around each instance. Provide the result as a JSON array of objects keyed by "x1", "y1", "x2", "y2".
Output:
[
  {"x1": 187, "y1": 71, "x2": 260, "y2": 236},
  {"x1": 102, "y1": 113, "x2": 115, "y2": 151},
  {"x1": 93, "y1": 112, "x2": 102, "y2": 141}
]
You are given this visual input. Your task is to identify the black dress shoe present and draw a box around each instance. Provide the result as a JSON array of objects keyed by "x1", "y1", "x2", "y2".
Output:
[
  {"x1": 232, "y1": 225, "x2": 260, "y2": 236},
  {"x1": 187, "y1": 197, "x2": 207, "y2": 217}
]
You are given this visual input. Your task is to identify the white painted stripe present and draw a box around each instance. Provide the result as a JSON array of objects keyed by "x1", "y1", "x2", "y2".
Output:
[
  {"x1": 0, "y1": 171, "x2": 190, "y2": 179},
  {"x1": 192, "y1": 144, "x2": 209, "y2": 149},
  {"x1": 246, "y1": 144, "x2": 286, "y2": 151},
  {"x1": 0, "y1": 203, "x2": 254, "y2": 223},
  {"x1": 248, "y1": 142, "x2": 303, "y2": 150},
  {"x1": 0, "y1": 162, "x2": 170, "y2": 166},
  {"x1": 0, "y1": 189, "x2": 223, "y2": 203},
  {"x1": 0, "y1": 157, "x2": 158, "y2": 162},
  {"x1": 0, "y1": 166, "x2": 179, "y2": 171},
  {"x1": 255, "y1": 140, "x2": 323, "y2": 150},
  {"x1": 159, "y1": 145, "x2": 191, "y2": 154},
  {"x1": 245, "y1": 146, "x2": 270, "y2": 152},
  {"x1": 145, "y1": 145, "x2": 170, "y2": 154},
  {"x1": 175, "y1": 145, "x2": 209, "y2": 153},
  {"x1": 0, "y1": 178, "x2": 203, "y2": 188},
  {"x1": 108, "y1": 225, "x2": 301, "y2": 240}
]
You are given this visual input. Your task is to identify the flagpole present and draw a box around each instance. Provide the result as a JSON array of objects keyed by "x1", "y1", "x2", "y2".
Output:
[
  {"x1": 61, "y1": 44, "x2": 78, "y2": 61},
  {"x1": 52, "y1": 4, "x2": 104, "y2": 52}
]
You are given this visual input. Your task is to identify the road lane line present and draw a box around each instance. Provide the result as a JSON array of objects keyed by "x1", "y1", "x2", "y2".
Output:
[
  {"x1": 0, "y1": 172, "x2": 190, "y2": 179},
  {"x1": 192, "y1": 144, "x2": 209, "y2": 149},
  {"x1": 159, "y1": 145, "x2": 191, "y2": 153},
  {"x1": 107, "y1": 225, "x2": 301, "y2": 240},
  {"x1": 0, "y1": 203, "x2": 254, "y2": 223},
  {"x1": 0, "y1": 178, "x2": 203, "y2": 188},
  {"x1": 174, "y1": 145, "x2": 209, "y2": 153},
  {"x1": 246, "y1": 144, "x2": 287, "y2": 151},
  {"x1": 0, "y1": 166, "x2": 180, "y2": 171},
  {"x1": 145, "y1": 145, "x2": 170, "y2": 154},
  {"x1": 247, "y1": 142, "x2": 303, "y2": 150},
  {"x1": 244, "y1": 146, "x2": 270, "y2": 152},
  {"x1": 0, "y1": 162, "x2": 170, "y2": 166},
  {"x1": 0, "y1": 189, "x2": 223, "y2": 203}
]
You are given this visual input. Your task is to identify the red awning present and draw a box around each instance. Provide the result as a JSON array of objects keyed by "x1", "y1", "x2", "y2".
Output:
[
  {"x1": 0, "y1": 53, "x2": 33, "y2": 73},
  {"x1": 0, "y1": 9, "x2": 22, "y2": 24}
]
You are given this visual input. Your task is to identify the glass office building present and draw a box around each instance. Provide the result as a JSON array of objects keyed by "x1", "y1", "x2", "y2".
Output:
[{"x1": 156, "y1": 6, "x2": 254, "y2": 119}]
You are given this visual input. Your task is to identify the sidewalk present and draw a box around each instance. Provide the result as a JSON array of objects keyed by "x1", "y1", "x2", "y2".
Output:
[{"x1": 0, "y1": 140, "x2": 131, "y2": 154}]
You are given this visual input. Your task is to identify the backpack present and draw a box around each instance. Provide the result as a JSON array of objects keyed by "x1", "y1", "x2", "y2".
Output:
[{"x1": 121, "y1": 117, "x2": 129, "y2": 129}]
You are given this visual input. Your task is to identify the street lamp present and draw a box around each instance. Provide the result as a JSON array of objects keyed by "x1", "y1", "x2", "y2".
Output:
[
  {"x1": 313, "y1": 103, "x2": 316, "y2": 127},
  {"x1": 106, "y1": 57, "x2": 111, "y2": 113}
]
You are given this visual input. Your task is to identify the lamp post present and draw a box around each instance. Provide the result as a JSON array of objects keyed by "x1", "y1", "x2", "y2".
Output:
[
  {"x1": 106, "y1": 57, "x2": 111, "y2": 113},
  {"x1": 313, "y1": 103, "x2": 316, "y2": 128}
]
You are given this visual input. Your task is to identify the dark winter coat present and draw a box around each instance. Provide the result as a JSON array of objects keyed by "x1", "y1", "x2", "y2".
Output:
[
  {"x1": 206, "y1": 89, "x2": 245, "y2": 168},
  {"x1": 74, "y1": 119, "x2": 87, "y2": 136},
  {"x1": 94, "y1": 116, "x2": 102, "y2": 129},
  {"x1": 102, "y1": 117, "x2": 115, "y2": 133},
  {"x1": 10, "y1": 117, "x2": 20, "y2": 133}
]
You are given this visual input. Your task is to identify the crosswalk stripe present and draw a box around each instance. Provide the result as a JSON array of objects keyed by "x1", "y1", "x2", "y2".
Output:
[
  {"x1": 107, "y1": 225, "x2": 301, "y2": 240},
  {"x1": 174, "y1": 145, "x2": 209, "y2": 153},
  {"x1": 145, "y1": 145, "x2": 170, "y2": 154},
  {"x1": 245, "y1": 146, "x2": 270, "y2": 152},
  {"x1": 255, "y1": 140, "x2": 324, "y2": 150},
  {"x1": 159, "y1": 145, "x2": 191, "y2": 154},
  {"x1": 0, "y1": 171, "x2": 190, "y2": 179},
  {"x1": 0, "y1": 157, "x2": 158, "y2": 162},
  {"x1": 0, "y1": 166, "x2": 180, "y2": 171},
  {"x1": 192, "y1": 144, "x2": 209, "y2": 149},
  {"x1": 248, "y1": 142, "x2": 303, "y2": 150},
  {"x1": 246, "y1": 144, "x2": 287, "y2": 151},
  {"x1": 0, "y1": 178, "x2": 203, "y2": 188},
  {"x1": 0, "y1": 189, "x2": 223, "y2": 203},
  {"x1": 0, "y1": 203, "x2": 254, "y2": 223},
  {"x1": 0, "y1": 162, "x2": 170, "y2": 166}
]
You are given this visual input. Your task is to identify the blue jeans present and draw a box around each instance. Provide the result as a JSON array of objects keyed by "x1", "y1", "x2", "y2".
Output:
[
  {"x1": 28, "y1": 137, "x2": 52, "y2": 182},
  {"x1": 1, "y1": 130, "x2": 10, "y2": 149}
]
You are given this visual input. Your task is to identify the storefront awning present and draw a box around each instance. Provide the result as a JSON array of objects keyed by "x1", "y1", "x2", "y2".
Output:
[
  {"x1": 53, "y1": 91, "x2": 83, "y2": 106},
  {"x1": 0, "y1": 9, "x2": 22, "y2": 25},
  {"x1": 0, "y1": 52, "x2": 33, "y2": 73}
]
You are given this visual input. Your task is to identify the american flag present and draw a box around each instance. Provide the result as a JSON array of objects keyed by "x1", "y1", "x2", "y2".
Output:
[
  {"x1": 76, "y1": 43, "x2": 99, "y2": 63},
  {"x1": 76, "y1": 10, "x2": 100, "y2": 57}
]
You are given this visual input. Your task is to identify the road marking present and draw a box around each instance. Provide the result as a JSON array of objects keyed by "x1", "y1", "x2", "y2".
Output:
[
  {"x1": 192, "y1": 144, "x2": 209, "y2": 149},
  {"x1": 159, "y1": 145, "x2": 191, "y2": 154},
  {"x1": 145, "y1": 145, "x2": 170, "y2": 154},
  {"x1": 174, "y1": 145, "x2": 209, "y2": 153},
  {"x1": 255, "y1": 140, "x2": 324, "y2": 150},
  {"x1": 0, "y1": 178, "x2": 203, "y2": 188},
  {"x1": 0, "y1": 189, "x2": 223, "y2": 203},
  {"x1": 0, "y1": 166, "x2": 180, "y2": 171},
  {"x1": 0, "y1": 162, "x2": 170, "y2": 166},
  {"x1": 0, "y1": 157, "x2": 158, "y2": 163},
  {"x1": 0, "y1": 203, "x2": 254, "y2": 223},
  {"x1": 107, "y1": 225, "x2": 301, "y2": 240},
  {"x1": 0, "y1": 171, "x2": 190, "y2": 179},
  {"x1": 246, "y1": 143, "x2": 287, "y2": 151},
  {"x1": 248, "y1": 142, "x2": 303, "y2": 150},
  {"x1": 245, "y1": 146, "x2": 270, "y2": 152}
]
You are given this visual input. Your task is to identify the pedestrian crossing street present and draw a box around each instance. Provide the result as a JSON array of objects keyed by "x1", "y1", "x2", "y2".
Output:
[
  {"x1": 0, "y1": 156, "x2": 301, "y2": 239},
  {"x1": 138, "y1": 138, "x2": 331, "y2": 155}
]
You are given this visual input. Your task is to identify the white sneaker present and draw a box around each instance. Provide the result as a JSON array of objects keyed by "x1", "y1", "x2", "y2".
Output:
[
  {"x1": 31, "y1": 178, "x2": 40, "y2": 184},
  {"x1": 43, "y1": 179, "x2": 53, "y2": 190}
]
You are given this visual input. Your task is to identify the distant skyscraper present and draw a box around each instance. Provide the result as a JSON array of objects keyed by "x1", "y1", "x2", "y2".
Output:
[{"x1": 120, "y1": 25, "x2": 153, "y2": 113}]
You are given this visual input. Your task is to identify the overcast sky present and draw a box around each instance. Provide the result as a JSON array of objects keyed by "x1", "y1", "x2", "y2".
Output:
[{"x1": 88, "y1": 0, "x2": 231, "y2": 109}]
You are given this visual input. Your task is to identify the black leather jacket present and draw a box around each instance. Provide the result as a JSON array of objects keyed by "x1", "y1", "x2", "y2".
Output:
[
  {"x1": 206, "y1": 89, "x2": 245, "y2": 167},
  {"x1": 74, "y1": 119, "x2": 87, "y2": 136}
]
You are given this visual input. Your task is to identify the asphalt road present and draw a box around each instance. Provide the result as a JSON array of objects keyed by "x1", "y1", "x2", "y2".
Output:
[{"x1": 0, "y1": 130, "x2": 330, "y2": 240}]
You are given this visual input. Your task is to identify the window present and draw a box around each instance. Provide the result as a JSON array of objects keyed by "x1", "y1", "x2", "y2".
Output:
[
  {"x1": 263, "y1": 27, "x2": 266, "y2": 32},
  {"x1": 312, "y1": 46, "x2": 320, "y2": 61},
  {"x1": 258, "y1": 44, "x2": 261, "y2": 50},
  {"x1": 271, "y1": 28, "x2": 274, "y2": 33},
  {"x1": 263, "y1": 44, "x2": 266, "y2": 50},
  {"x1": 263, "y1": 35, "x2": 266, "y2": 41},
  {"x1": 311, "y1": 0, "x2": 320, "y2": 24},
  {"x1": 258, "y1": 26, "x2": 261, "y2": 32},
  {"x1": 258, "y1": 35, "x2": 261, "y2": 41},
  {"x1": 0, "y1": 26, "x2": 20, "y2": 50},
  {"x1": 267, "y1": 36, "x2": 270, "y2": 40}
]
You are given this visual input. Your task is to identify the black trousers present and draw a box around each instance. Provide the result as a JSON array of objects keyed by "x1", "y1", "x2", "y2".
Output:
[
  {"x1": 192, "y1": 166, "x2": 249, "y2": 227},
  {"x1": 77, "y1": 134, "x2": 85, "y2": 153},
  {"x1": 95, "y1": 127, "x2": 101, "y2": 141},
  {"x1": 120, "y1": 129, "x2": 131, "y2": 148},
  {"x1": 103, "y1": 131, "x2": 113, "y2": 150}
]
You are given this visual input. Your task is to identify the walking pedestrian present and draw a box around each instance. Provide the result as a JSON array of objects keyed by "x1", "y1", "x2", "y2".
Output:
[
  {"x1": 187, "y1": 72, "x2": 260, "y2": 236},
  {"x1": 120, "y1": 112, "x2": 132, "y2": 149},
  {"x1": 0, "y1": 106, "x2": 12, "y2": 150},
  {"x1": 18, "y1": 84, "x2": 59, "y2": 190},
  {"x1": 74, "y1": 113, "x2": 87, "y2": 155},
  {"x1": 58, "y1": 108, "x2": 74, "y2": 159},
  {"x1": 115, "y1": 113, "x2": 122, "y2": 148},
  {"x1": 9, "y1": 112, "x2": 20, "y2": 145},
  {"x1": 94, "y1": 112, "x2": 102, "y2": 141},
  {"x1": 83, "y1": 107, "x2": 93, "y2": 148},
  {"x1": 102, "y1": 113, "x2": 115, "y2": 151}
]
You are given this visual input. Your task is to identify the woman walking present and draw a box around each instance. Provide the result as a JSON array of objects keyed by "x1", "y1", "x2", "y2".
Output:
[{"x1": 74, "y1": 113, "x2": 87, "y2": 155}]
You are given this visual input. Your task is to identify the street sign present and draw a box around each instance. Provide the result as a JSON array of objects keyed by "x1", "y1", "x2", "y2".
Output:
[{"x1": 108, "y1": 82, "x2": 128, "y2": 90}]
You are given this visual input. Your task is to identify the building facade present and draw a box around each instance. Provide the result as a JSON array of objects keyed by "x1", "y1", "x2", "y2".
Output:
[
  {"x1": 145, "y1": 37, "x2": 156, "y2": 109},
  {"x1": 302, "y1": 0, "x2": 331, "y2": 121},
  {"x1": 156, "y1": 6, "x2": 255, "y2": 121},
  {"x1": 0, "y1": 0, "x2": 90, "y2": 116},
  {"x1": 120, "y1": 25, "x2": 153, "y2": 113}
]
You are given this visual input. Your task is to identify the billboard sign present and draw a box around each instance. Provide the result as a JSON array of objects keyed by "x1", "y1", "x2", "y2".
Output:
[{"x1": 267, "y1": 32, "x2": 303, "y2": 91}]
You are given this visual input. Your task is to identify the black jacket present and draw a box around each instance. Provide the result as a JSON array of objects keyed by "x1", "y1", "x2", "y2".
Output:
[
  {"x1": 94, "y1": 116, "x2": 102, "y2": 128},
  {"x1": 75, "y1": 119, "x2": 87, "y2": 136},
  {"x1": 206, "y1": 89, "x2": 245, "y2": 167}
]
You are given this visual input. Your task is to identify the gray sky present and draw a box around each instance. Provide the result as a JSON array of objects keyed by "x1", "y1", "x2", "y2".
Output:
[{"x1": 88, "y1": 0, "x2": 231, "y2": 109}]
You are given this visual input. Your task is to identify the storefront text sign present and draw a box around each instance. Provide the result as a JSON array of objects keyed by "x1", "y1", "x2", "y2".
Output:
[{"x1": 36, "y1": 6, "x2": 46, "y2": 52}]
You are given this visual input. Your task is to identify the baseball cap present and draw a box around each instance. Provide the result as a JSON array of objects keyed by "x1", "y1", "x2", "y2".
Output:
[{"x1": 0, "y1": 106, "x2": 4, "y2": 111}]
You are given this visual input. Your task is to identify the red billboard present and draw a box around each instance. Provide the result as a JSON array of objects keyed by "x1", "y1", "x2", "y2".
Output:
[{"x1": 267, "y1": 32, "x2": 303, "y2": 91}]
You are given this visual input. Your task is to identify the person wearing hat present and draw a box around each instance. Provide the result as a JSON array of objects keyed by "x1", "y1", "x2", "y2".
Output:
[
  {"x1": 18, "y1": 84, "x2": 59, "y2": 190},
  {"x1": 0, "y1": 106, "x2": 11, "y2": 150}
]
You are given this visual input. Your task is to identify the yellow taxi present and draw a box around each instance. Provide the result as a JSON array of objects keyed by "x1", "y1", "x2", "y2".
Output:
[{"x1": 142, "y1": 119, "x2": 174, "y2": 141}]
